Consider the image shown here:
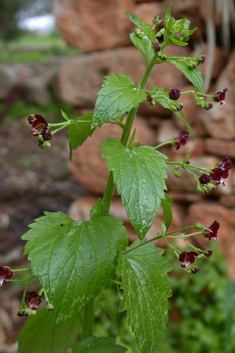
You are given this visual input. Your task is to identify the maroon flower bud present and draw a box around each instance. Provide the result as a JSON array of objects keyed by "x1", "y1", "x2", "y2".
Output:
[
  {"x1": 42, "y1": 130, "x2": 52, "y2": 141},
  {"x1": 27, "y1": 114, "x2": 35, "y2": 124},
  {"x1": 192, "y1": 64, "x2": 196, "y2": 69},
  {"x1": 211, "y1": 167, "x2": 229, "y2": 185},
  {"x1": 203, "y1": 220, "x2": 220, "y2": 240},
  {"x1": 198, "y1": 55, "x2": 206, "y2": 64},
  {"x1": 205, "y1": 250, "x2": 213, "y2": 257},
  {"x1": 47, "y1": 304, "x2": 54, "y2": 311},
  {"x1": 199, "y1": 173, "x2": 211, "y2": 185},
  {"x1": 212, "y1": 88, "x2": 228, "y2": 103},
  {"x1": 147, "y1": 94, "x2": 153, "y2": 102},
  {"x1": 179, "y1": 251, "x2": 198, "y2": 268},
  {"x1": 31, "y1": 114, "x2": 48, "y2": 136},
  {"x1": 178, "y1": 105, "x2": 184, "y2": 110},
  {"x1": 174, "y1": 130, "x2": 189, "y2": 150},
  {"x1": 175, "y1": 32, "x2": 181, "y2": 37},
  {"x1": 0, "y1": 266, "x2": 13, "y2": 286},
  {"x1": 192, "y1": 266, "x2": 200, "y2": 274},
  {"x1": 26, "y1": 291, "x2": 42, "y2": 310},
  {"x1": 219, "y1": 157, "x2": 232, "y2": 171},
  {"x1": 17, "y1": 310, "x2": 26, "y2": 317},
  {"x1": 169, "y1": 88, "x2": 181, "y2": 100},
  {"x1": 154, "y1": 43, "x2": 161, "y2": 52},
  {"x1": 207, "y1": 103, "x2": 213, "y2": 110}
]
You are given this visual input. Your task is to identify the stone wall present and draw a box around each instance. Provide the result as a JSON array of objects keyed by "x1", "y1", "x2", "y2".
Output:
[{"x1": 54, "y1": 0, "x2": 235, "y2": 279}]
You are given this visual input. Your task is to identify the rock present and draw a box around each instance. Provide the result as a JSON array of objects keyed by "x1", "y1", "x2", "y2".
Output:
[
  {"x1": 199, "y1": 48, "x2": 235, "y2": 139},
  {"x1": 0, "y1": 65, "x2": 23, "y2": 100},
  {"x1": 220, "y1": 195, "x2": 235, "y2": 208},
  {"x1": 54, "y1": 0, "x2": 135, "y2": 52},
  {"x1": 168, "y1": 192, "x2": 203, "y2": 203},
  {"x1": 205, "y1": 139, "x2": 235, "y2": 159},
  {"x1": 187, "y1": 202, "x2": 235, "y2": 280},
  {"x1": 59, "y1": 46, "x2": 189, "y2": 110},
  {"x1": 68, "y1": 195, "x2": 184, "y2": 248},
  {"x1": 68, "y1": 115, "x2": 157, "y2": 194}
]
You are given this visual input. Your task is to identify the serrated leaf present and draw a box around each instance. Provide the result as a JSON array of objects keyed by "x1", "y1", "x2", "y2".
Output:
[
  {"x1": 161, "y1": 193, "x2": 173, "y2": 230},
  {"x1": 92, "y1": 73, "x2": 147, "y2": 128},
  {"x1": 124, "y1": 12, "x2": 155, "y2": 42},
  {"x1": 117, "y1": 241, "x2": 172, "y2": 353},
  {"x1": 167, "y1": 56, "x2": 204, "y2": 93},
  {"x1": 17, "y1": 308, "x2": 80, "y2": 353},
  {"x1": 72, "y1": 336, "x2": 127, "y2": 353},
  {"x1": 175, "y1": 109, "x2": 194, "y2": 140},
  {"x1": 67, "y1": 112, "x2": 95, "y2": 159},
  {"x1": 101, "y1": 138, "x2": 168, "y2": 239},
  {"x1": 22, "y1": 212, "x2": 128, "y2": 325},
  {"x1": 130, "y1": 33, "x2": 155, "y2": 65}
]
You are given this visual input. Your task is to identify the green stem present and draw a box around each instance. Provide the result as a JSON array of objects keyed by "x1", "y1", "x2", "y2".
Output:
[
  {"x1": 48, "y1": 122, "x2": 71, "y2": 127},
  {"x1": 167, "y1": 161, "x2": 213, "y2": 173},
  {"x1": 12, "y1": 267, "x2": 31, "y2": 273},
  {"x1": 110, "y1": 120, "x2": 125, "y2": 128},
  {"x1": 83, "y1": 298, "x2": 95, "y2": 340},
  {"x1": 167, "y1": 231, "x2": 202, "y2": 238},
  {"x1": 51, "y1": 122, "x2": 70, "y2": 136},
  {"x1": 155, "y1": 141, "x2": 173, "y2": 149},
  {"x1": 101, "y1": 55, "x2": 157, "y2": 214}
]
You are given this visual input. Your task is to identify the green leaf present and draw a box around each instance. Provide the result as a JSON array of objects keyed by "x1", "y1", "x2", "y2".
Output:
[
  {"x1": 22, "y1": 212, "x2": 128, "y2": 326},
  {"x1": 124, "y1": 12, "x2": 155, "y2": 42},
  {"x1": 161, "y1": 193, "x2": 173, "y2": 230},
  {"x1": 72, "y1": 336, "x2": 127, "y2": 353},
  {"x1": 101, "y1": 138, "x2": 168, "y2": 239},
  {"x1": 167, "y1": 56, "x2": 204, "y2": 93},
  {"x1": 130, "y1": 33, "x2": 155, "y2": 65},
  {"x1": 17, "y1": 308, "x2": 80, "y2": 353},
  {"x1": 60, "y1": 109, "x2": 69, "y2": 121},
  {"x1": 175, "y1": 109, "x2": 194, "y2": 140},
  {"x1": 164, "y1": 3, "x2": 172, "y2": 29},
  {"x1": 117, "y1": 241, "x2": 172, "y2": 353},
  {"x1": 151, "y1": 89, "x2": 183, "y2": 113},
  {"x1": 170, "y1": 37, "x2": 188, "y2": 46},
  {"x1": 92, "y1": 73, "x2": 147, "y2": 128},
  {"x1": 89, "y1": 197, "x2": 104, "y2": 219},
  {"x1": 67, "y1": 112, "x2": 95, "y2": 159}
]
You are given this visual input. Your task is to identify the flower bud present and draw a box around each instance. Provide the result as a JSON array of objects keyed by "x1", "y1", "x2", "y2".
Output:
[
  {"x1": 212, "y1": 88, "x2": 228, "y2": 103},
  {"x1": 169, "y1": 88, "x2": 180, "y2": 100},
  {"x1": 199, "y1": 174, "x2": 211, "y2": 185},
  {"x1": 27, "y1": 291, "x2": 42, "y2": 310},
  {"x1": 154, "y1": 43, "x2": 161, "y2": 52}
]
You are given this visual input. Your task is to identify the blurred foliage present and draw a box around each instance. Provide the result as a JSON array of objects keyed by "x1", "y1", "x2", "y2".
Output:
[
  {"x1": 93, "y1": 244, "x2": 235, "y2": 353},
  {"x1": 0, "y1": 32, "x2": 81, "y2": 64},
  {"x1": 0, "y1": 0, "x2": 52, "y2": 40}
]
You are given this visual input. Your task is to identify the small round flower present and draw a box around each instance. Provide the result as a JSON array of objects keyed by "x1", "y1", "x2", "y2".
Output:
[
  {"x1": 31, "y1": 114, "x2": 48, "y2": 136},
  {"x1": 42, "y1": 130, "x2": 52, "y2": 141},
  {"x1": 26, "y1": 291, "x2": 43, "y2": 310},
  {"x1": 175, "y1": 32, "x2": 181, "y2": 37},
  {"x1": 179, "y1": 251, "x2": 198, "y2": 268},
  {"x1": 47, "y1": 304, "x2": 54, "y2": 311},
  {"x1": 0, "y1": 266, "x2": 13, "y2": 286},
  {"x1": 198, "y1": 55, "x2": 206, "y2": 65},
  {"x1": 205, "y1": 250, "x2": 213, "y2": 257},
  {"x1": 154, "y1": 43, "x2": 161, "y2": 52},
  {"x1": 17, "y1": 310, "x2": 26, "y2": 317},
  {"x1": 147, "y1": 94, "x2": 153, "y2": 102},
  {"x1": 207, "y1": 103, "x2": 213, "y2": 110},
  {"x1": 169, "y1": 88, "x2": 181, "y2": 100},
  {"x1": 191, "y1": 266, "x2": 200, "y2": 274},
  {"x1": 212, "y1": 88, "x2": 228, "y2": 103},
  {"x1": 173, "y1": 130, "x2": 189, "y2": 150},
  {"x1": 27, "y1": 114, "x2": 35, "y2": 124},
  {"x1": 199, "y1": 173, "x2": 211, "y2": 185},
  {"x1": 203, "y1": 220, "x2": 220, "y2": 240}
]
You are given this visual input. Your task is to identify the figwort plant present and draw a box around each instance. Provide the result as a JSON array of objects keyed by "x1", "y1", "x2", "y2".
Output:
[{"x1": 1, "y1": 4, "x2": 231, "y2": 353}]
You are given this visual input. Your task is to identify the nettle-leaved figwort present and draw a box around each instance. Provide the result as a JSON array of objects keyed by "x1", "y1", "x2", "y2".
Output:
[{"x1": 1, "y1": 4, "x2": 231, "y2": 353}]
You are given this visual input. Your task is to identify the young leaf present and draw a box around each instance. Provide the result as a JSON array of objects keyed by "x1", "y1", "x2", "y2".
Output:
[
  {"x1": 67, "y1": 112, "x2": 95, "y2": 159},
  {"x1": 89, "y1": 197, "x2": 104, "y2": 219},
  {"x1": 101, "y1": 138, "x2": 168, "y2": 239},
  {"x1": 167, "y1": 57, "x2": 204, "y2": 93},
  {"x1": 17, "y1": 308, "x2": 80, "y2": 353},
  {"x1": 161, "y1": 193, "x2": 173, "y2": 230},
  {"x1": 92, "y1": 73, "x2": 147, "y2": 128},
  {"x1": 164, "y1": 3, "x2": 172, "y2": 29},
  {"x1": 124, "y1": 12, "x2": 155, "y2": 42},
  {"x1": 130, "y1": 33, "x2": 155, "y2": 65},
  {"x1": 72, "y1": 336, "x2": 127, "y2": 353},
  {"x1": 175, "y1": 109, "x2": 194, "y2": 140},
  {"x1": 117, "y1": 241, "x2": 172, "y2": 353},
  {"x1": 22, "y1": 212, "x2": 128, "y2": 326}
]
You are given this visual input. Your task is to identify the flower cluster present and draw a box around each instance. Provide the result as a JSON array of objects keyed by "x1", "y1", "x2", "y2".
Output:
[
  {"x1": 28, "y1": 114, "x2": 52, "y2": 148},
  {"x1": 173, "y1": 130, "x2": 189, "y2": 150},
  {"x1": 17, "y1": 291, "x2": 43, "y2": 317},
  {"x1": 199, "y1": 157, "x2": 232, "y2": 186},
  {"x1": 0, "y1": 266, "x2": 13, "y2": 286}
]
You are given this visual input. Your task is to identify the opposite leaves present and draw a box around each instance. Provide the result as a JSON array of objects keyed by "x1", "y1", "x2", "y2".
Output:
[
  {"x1": 118, "y1": 242, "x2": 172, "y2": 353},
  {"x1": 22, "y1": 212, "x2": 128, "y2": 326},
  {"x1": 72, "y1": 336, "x2": 127, "y2": 353},
  {"x1": 92, "y1": 73, "x2": 147, "y2": 128},
  {"x1": 101, "y1": 138, "x2": 168, "y2": 239},
  {"x1": 17, "y1": 308, "x2": 80, "y2": 353}
]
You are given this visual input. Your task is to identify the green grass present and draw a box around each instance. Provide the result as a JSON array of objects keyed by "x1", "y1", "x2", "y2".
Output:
[{"x1": 0, "y1": 32, "x2": 81, "y2": 64}]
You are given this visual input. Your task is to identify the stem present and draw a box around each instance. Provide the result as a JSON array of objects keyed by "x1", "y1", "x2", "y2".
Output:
[
  {"x1": 155, "y1": 141, "x2": 173, "y2": 149},
  {"x1": 167, "y1": 231, "x2": 202, "y2": 238},
  {"x1": 110, "y1": 120, "x2": 125, "y2": 128},
  {"x1": 51, "y1": 122, "x2": 70, "y2": 136},
  {"x1": 101, "y1": 55, "x2": 157, "y2": 214},
  {"x1": 48, "y1": 121, "x2": 71, "y2": 127},
  {"x1": 12, "y1": 267, "x2": 31, "y2": 273},
  {"x1": 82, "y1": 298, "x2": 95, "y2": 340},
  {"x1": 167, "y1": 161, "x2": 213, "y2": 173}
]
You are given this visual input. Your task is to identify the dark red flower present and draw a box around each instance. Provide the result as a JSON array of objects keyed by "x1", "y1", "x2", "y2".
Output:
[
  {"x1": 205, "y1": 250, "x2": 213, "y2": 257},
  {"x1": 219, "y1": 157, "x2": 232, "y2": 170},
  {"x1": 42, "y1": 130, "x2": 52, "y2": 141},
  {"x1": 27, "y1": 114, "x2": 35, "y2": 124},
  {"x1": 169, "y1": 88, "x2": 181, "y2": 100},
  {"x1": 212, "y1": 88, "x2": 228, "y2": 103},
  {"x1": 192, "y1": 266, "x2": 200, "y2": 274},
  {"x1": 211, "y1": 167, "x2": 229, "y2": 185},
  {"x1": 204, "y1": 220, "x2": 220, "y2": 240},
  {"x1": 31, "y1": 114, "x2": 48, "y2": 136},
  {"x1": 198, "y1": 55, "x2": 206, "y2": 64},
  {"x1": 26, "y1": 291, "x2": 42, "y2": 310},
  {"x1": 199, "y1": 174, "x2": 211, "y2": 185},
  {"x1": 17, "y1": 310, "x2": 26, "y2": 317},
  {"x1": 0, "y1": 266, "x2": 13, "y2": 286},
  {"x1": 147, "y1": 94, "x2": 153, "y2": 102},
  {"x1": 179, "y1": 251, "x2": 198, "y2": 268},
  {"x1": 207, "y1": 103, "x2": 213, "y2": 110},
  {"x1": 154, "y1": 43, "x2": 161, "y2": 52},
  {"x1": 174, "y1": 130, "x2": 189, "y2": 150}
]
